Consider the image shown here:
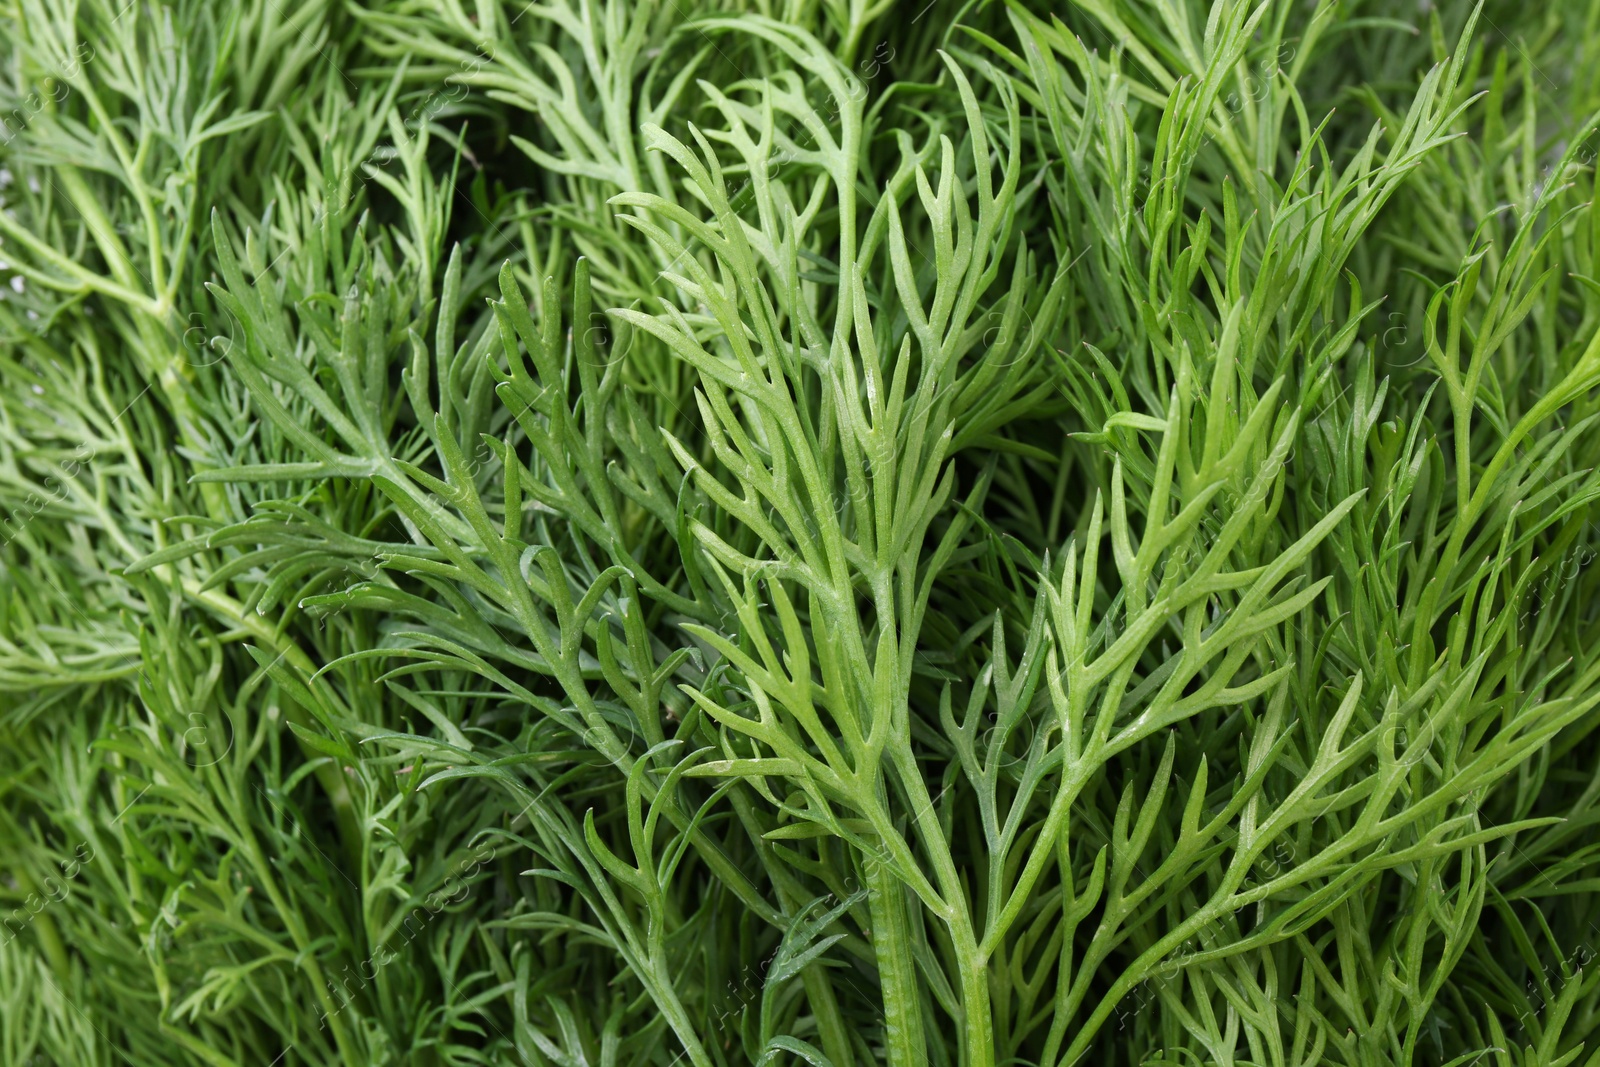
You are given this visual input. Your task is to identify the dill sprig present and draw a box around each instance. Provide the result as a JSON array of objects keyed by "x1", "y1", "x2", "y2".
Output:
[{"x1": 3, "y1": 2, "x2": 1600, "y2": 1066}]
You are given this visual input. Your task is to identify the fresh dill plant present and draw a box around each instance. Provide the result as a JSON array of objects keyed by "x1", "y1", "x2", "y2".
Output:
[{"x1": 3, "y1": 1, "x2": 1600, "y2": 1066}]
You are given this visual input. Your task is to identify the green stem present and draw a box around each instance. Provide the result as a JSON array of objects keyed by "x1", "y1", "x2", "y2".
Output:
[
  {"x1": 889, "y1": 744, "x2": 995, "y2": 1067},
  {"x1": 864, "y1": 855, "x2": 928, "y2": 1067},
  {"x1": 959, "y1": 958, "x2": 995, "y2": 1067}
]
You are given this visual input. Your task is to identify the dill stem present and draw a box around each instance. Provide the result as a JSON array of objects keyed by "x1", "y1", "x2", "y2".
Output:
[{"x1": 865, "y1": 855, "x2": 929, "y2": 1067}]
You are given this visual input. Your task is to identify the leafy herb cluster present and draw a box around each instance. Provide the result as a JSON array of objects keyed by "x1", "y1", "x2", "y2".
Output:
[{"x1": 3, "y1": 1, "x2": 1600, "y2": 1066}]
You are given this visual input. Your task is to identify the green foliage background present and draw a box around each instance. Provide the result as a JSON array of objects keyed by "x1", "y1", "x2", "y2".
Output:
[{"x1": 3, "y1": 1, "x2": 1600, "y2": 1065}]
